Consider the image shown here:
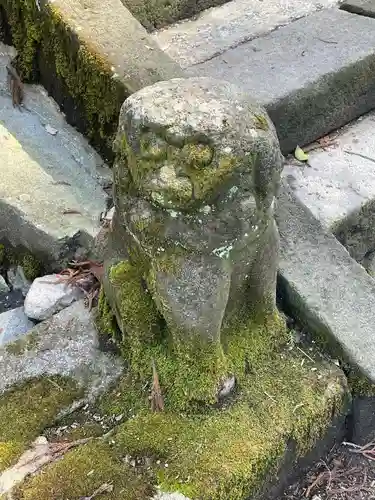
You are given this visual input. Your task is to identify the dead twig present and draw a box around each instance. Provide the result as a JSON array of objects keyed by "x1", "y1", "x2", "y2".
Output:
[
  {"x1": 150, "y1": 358, "x2": 164, "y2": 412},
  {"x1": 79, "y1": 482, "x2": 113, "y2": 499}
]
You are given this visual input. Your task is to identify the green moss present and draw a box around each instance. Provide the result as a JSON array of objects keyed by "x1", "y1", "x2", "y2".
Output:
[
  {"x1": 98, "y1": 372, "x2": 149, "y2": 417},
  {"x1": 108, "y1": 313, "x2": 347, "y2": 499},
  {"x1": 0, "y1": 244, "x2": 5, "y2": 265},
  {"x1": 109, "y1": 260, "x2": 162, "y2": 347},
  {"x1": 185, "y1": 150, "x2": 238, "y2": 203},
  {"x1": 0, "y1": 376, "x2": 82, "y2": 470},
  {"x1": 19, "y1": 253, "x2": 41, "y2": 281},
  {"x1": 5, "y1": 331, "x2": 40, "y2": 356},
  {"x1": 13, "y1": 440, "x2": 154, "y2": 500},
  {"x1": 347, "y1": 368, "x2": 375, "y2": 397},
  {"x1": 1, "y1": 0, "x2": 127, "y2": 158},
  {"x1": 95, "y1": 288, "x2": 118, "y2": 338},
  {"x1": 253, "y1": 113, "x2": 269, "y2": 131}
]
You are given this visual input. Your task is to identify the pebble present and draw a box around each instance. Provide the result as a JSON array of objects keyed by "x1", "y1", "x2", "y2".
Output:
[
  {"x1": 0, "y1": 307, "x2": 34, "y2": 346},
  {"x1": 24, "y1": 274, "x2": 83, "y2": 321}
]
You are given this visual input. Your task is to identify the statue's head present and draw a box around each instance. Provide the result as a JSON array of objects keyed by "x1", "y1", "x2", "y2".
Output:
[{"x1": 115, "y1": 78, "x2": 284, "y2": 211}]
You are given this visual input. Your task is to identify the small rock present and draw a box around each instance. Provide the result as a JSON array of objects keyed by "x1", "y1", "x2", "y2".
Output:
[
  {"x1": 0, "y1": 300, "x2": 123, "y2": 402},
  {"x1": 7, "y1": 266, "x2": 31, "y2": 296},
  {"x1": 0, "y1": 307, "x2": 34, "y2": 346},
  {"x1": 153, "y1": 492, "x2": 191, "y2": 500},
  {"x1": 24, "y1": 274, "x2": 83, "y2": 321},
  {"x1": 0, "y1": 276, "x2": 10, "y2": 293},
  {"x1": 218, "y1": 375, "x2": 236, "y2": 399},
  {"x1": 44, "y1": 124, "x2": 58, "y2": 136}
]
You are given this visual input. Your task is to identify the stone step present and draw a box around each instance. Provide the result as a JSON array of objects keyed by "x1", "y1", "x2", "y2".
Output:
[
  {"x1": 282, "y1": 111, "x2": 375, "y2": 267},
  {"x1": 181, "y1": 8, "x2": 375, "y2": 153},
  {"x1": 340, "y1": 0, "x2": 375, "y2": 17},
  {"x1": 276, "y1": 183, "x2": 375, "y2": 384},
  {"x1": 153, "y1": 0, "x2": 339, "y2": 68},
  {"x1": 0, "y1": 44, "x2": 109, "y2": 267}
]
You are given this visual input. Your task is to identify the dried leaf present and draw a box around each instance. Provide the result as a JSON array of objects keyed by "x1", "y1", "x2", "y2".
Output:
[
  {"x1": 150, "y1": 359, "x2": 164, "y2": 412},
  {"x1": 294, "y1": 145, "x2": 309, "y2": 162}
]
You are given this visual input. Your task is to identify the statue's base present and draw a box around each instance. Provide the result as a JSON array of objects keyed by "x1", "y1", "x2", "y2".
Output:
[{"x1": 13, "y1": 316, "x2": 351, "y2": 500}]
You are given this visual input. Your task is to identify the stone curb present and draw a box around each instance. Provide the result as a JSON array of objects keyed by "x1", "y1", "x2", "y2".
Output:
[
  {"x1": 0, "y1": 0, "x2": 184, "y2": 161},
  {"x1": 276, "y1": 182, "x2": 375, "y2": 383},
  {"x1": 189, "y1": 8, "x2": 375, "y2": 154}
]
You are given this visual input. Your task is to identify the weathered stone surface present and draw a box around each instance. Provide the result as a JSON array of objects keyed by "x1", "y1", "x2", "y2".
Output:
[
  {"x1": 108, "y1": 77, "x2": 283, "y2": 342},
  {"x1": 0, "y1": 43, "x2": 108, "y2": 268},
  {"x1": 341, "y1": 0, "x2": 375, "y2": 17},
  {"x1": 276, "y1": 182, "x2": 375, "y2": 383},
  {"x1": 0, "y1": 276, "x2": 10, "y2": 294},
  {"x1": 153, "y1": 0, "x2": 339, "y2": 68},
  {"x1": 0, "y1": 300, "x2": 123, "y2": 401},
  {"x1": 0, "y1": 290, "x2": 24, "y2": 314},
  {"x1": 0, "y1": 307, "x2": 34, "y2": 347},
  {"x1": 24, "y1": 275, "x2": 83, "y2": 321},
  {"x1": 190, "y1": 9, "x2": 375, "y2": 153},
  {"x1": 283, "y1": 112, "x2": 375, "y2": 264},
  {"x1": 7, "y1": 266, "x2": 31, "y2": 297}
]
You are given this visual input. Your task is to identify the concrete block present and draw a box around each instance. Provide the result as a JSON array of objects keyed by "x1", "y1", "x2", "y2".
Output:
[
  {"x1": 341, "y1": 0, "x2": 375, "y2": 17},
  {"x1": 276, "y1": 183, "x2": 375, "y2": 383},
  {"x1": 154, "y1": 0, "x2": 339, "y2": 68},
  {"x1": 283, "y1": 112, "x2": 375, "y2": 263},
  {"x1": 190, "y1": 9, "x2": 375, "y2": 153}
]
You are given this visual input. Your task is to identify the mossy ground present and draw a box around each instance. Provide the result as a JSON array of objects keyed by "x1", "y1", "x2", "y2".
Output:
[
  {"x1": 12, "y1": 440, "x2": 154, "y2": 500},
  {"x1": 0, "y1": 376, "x2": 82, "y2": 471},
  {"x1": 12, "y1": 316, "x2": 348, "y2": 500}
]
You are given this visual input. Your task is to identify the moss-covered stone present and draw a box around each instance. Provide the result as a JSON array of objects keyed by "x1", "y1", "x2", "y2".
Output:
[
  {"x1": 13, "y1": 440, "x2": 154, "y2": 500},
  {"x1": 9, "y1": 314, "x2": 348, "y2": 500},
  {"x1": 5, "y1": 331, "x2": 40, "y2": 356},
  {"x1": 109, "y1": 317, "x2": 347, "y2": 499},
  {"x1": 2, "y1": 244, "x2": 43, "y2": 280},
  {"x1": 0, "y1": 0, "x2": 127, "y2": 160},
  {"x1": 0, "y1": 376, "x2": 82, "y2": 470},
  {"x1": 19, "y1": 253, "x2": 42, "y2": 281},
  {"x1": 95, "y1": 288, "x2": 118, "y2": 339}
]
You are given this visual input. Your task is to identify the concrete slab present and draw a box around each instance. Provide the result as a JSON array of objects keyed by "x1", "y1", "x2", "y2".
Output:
[
  {"x1": 0, "y1": 44, "x2": 108, "y2": 266},
  {"x1": 276, "y1": 183, "x2": 375, "y2": 384},
  {"x1": 283, "y1": 111, "x2": 375, "y2": 264},
  {"x1": 341, "y1": 0, "x2": 375, "y2": 17},
  {"x1": 189, "y1": 9, "x2": 375, "y2": 153},
  {"x1": 153, "y1": 0, "x2": 339, "y2": 68}
]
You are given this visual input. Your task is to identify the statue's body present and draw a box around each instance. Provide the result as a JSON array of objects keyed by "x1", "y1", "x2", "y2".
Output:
[{"x1": 101, "y1": 77, "x2": 284, "y2": 405}]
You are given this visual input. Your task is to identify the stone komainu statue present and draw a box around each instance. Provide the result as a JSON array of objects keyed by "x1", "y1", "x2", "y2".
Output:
[{"x1": 100, "y1": 77, "x2": 284, "y2": 404}]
